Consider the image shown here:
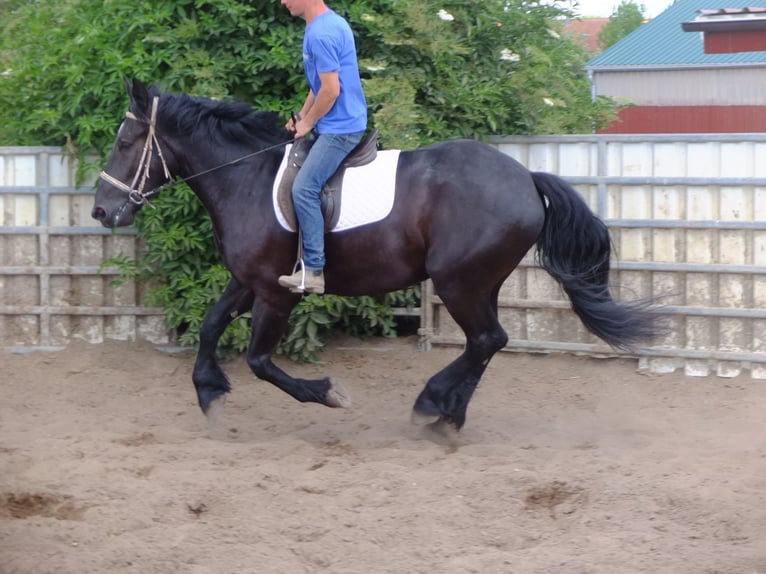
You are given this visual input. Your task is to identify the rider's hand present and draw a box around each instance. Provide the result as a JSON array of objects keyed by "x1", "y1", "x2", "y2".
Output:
[{"x1": 293, "y1": 118, "x2": 314, "y2": 139}]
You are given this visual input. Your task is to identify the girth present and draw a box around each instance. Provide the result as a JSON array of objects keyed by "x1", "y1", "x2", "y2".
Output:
[{"x1": 277, "y1": 129, "x2": 379, "y2": 232}]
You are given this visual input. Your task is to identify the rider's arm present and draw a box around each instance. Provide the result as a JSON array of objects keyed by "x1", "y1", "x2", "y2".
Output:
[{"x1": 294, "y1": 71, "x2": 340, "y2": 138}]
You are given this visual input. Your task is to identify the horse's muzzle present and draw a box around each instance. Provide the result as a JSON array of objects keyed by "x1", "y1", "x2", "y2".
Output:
[{"x1": 92, "y1": 206, "x2": 107, "y2": 221}]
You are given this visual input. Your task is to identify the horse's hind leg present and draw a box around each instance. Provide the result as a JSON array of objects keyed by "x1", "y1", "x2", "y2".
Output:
[
  {"x1": 412, "y1": 283, "x2": 508, "y2": 430},
  {"x1": 192, "y1": 278, "x2": 254, "y2": 413}
]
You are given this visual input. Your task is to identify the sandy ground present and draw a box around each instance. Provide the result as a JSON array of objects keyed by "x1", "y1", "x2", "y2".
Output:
[{"x1": 1, "y1": 334, "x2": 766, "y2": 574}]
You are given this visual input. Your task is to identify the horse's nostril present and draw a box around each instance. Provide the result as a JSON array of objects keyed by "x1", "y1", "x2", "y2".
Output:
[{"x1": 92, "y1": 206, "x2": 106, "y2": 220}]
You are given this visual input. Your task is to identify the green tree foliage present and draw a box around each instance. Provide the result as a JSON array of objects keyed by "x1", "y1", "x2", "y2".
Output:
[
  {"x1": 598, "y1": 0, "x2": 646, "y2": 51},
  {"x1": 359, "y1": 0, "x2": 615, "y2": 148},
  {"x1": 0, "y1": 0, "x2": 615, "y2": 155},
  {"x1": 0, "y1": 0, "x2": 616, "y2": 359}
]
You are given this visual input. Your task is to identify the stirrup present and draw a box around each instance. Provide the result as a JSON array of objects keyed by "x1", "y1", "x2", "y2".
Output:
[{"x1": 289, "y1": 260, "x2": 307, "y2": 293}]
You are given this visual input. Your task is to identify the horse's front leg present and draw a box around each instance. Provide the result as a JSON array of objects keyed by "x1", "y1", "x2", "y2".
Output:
[
  {"x1": 192, "y1": 278, "x2": 254, "y2": 413},
  {"x1": 246, "y1": 296, "x2": 351, "y2": 409}
]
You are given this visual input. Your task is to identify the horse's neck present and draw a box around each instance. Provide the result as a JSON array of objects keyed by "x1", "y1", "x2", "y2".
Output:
[{"x1": 181, "y1": 150, "x2": 280, "y2": 233}]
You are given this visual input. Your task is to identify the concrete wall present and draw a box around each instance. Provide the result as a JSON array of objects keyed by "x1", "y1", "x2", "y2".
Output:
[
  {"x1": 420, "y1": 134, "x2": 766, "y2": 379},
  {"x1": 0, "y1": 147, "x2": 168, "y2": 349}
]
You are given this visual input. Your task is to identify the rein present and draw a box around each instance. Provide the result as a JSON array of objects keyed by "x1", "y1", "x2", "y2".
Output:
[{"x1": 99, "y1": 96, "x2": 294, "y2": 207}]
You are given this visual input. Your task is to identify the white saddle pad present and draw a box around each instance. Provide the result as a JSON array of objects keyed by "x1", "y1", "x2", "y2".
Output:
[{"x1": 272, "y1": 144, "x2": 400, "y2": 232}]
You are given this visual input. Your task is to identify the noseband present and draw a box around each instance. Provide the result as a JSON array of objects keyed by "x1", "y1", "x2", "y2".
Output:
[{"x1": 99, "y1": 96, "x2": 171, "y2": 206}]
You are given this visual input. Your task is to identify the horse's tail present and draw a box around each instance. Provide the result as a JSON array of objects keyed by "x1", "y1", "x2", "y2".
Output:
[{"x1": 531, "y1": 171, "x2": 658, "y2": 350}]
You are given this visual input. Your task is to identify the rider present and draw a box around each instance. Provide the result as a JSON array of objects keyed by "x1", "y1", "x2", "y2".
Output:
[{"x1": 278, "y1": 0, "x2": 368, "y2": 294}]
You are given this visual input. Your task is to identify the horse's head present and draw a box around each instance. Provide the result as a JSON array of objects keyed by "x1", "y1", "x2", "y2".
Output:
[{"x1": 92, "y1": 78, "x2": 173, "y2": 227}]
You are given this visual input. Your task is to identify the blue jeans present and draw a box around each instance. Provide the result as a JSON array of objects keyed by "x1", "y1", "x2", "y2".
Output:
[{"x1": 292, "y1": 131, "x2": 365, "y2": 269}]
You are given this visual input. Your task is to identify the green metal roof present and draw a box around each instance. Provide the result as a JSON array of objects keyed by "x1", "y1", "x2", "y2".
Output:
[{"x1": 585, "y1": 0, "x2": 766, "y2": 69}]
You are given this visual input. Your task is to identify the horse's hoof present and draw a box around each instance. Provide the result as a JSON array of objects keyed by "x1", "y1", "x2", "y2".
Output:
[
  {"x1": 426, "y1": 418, "x2": 461, "y2": 450},
  {"x1": 410, "y1": 409, "x2": 441, "y2": 427},
  {"x1": 205, "y1": 395, "x2": 227, "y2": 425},
  {"x1": 326, "y1": 379, "x2": 352, "y2": 408}
]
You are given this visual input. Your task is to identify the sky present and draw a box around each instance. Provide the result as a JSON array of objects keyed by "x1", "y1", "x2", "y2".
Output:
[{"x1": 566, "y1": 0, "x2": 675, "y2": 18}]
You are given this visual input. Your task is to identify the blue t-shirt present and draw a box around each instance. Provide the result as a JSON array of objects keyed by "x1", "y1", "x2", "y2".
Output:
[{"x1": 303, "y1": 10, "x2": 367, "y2": 134}]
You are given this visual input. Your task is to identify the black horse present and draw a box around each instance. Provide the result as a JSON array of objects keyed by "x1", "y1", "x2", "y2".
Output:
[{"x1": 92, "y1": 79, "x2": 657, "y2": 430}]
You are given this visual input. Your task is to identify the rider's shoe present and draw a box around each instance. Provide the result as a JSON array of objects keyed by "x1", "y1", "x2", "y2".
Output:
[{"x1": 278, "y1": 267, "x2": 325, "y2": 294}]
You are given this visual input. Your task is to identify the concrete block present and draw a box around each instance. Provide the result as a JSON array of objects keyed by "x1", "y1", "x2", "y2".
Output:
[
  {"x1": 686, "y1": 186, "x2": 716, "y2": 219},
  {"x1": 684, "y1": 360, "x2": 711, "y2": 377},
  {"x1": 721, "y1": 143, "x2": 754, "y2": 177},
  {"x1": 8, "y1": 276, "x2": 38, "y2": 306},
  {"x1": 49, "y1": 236, "x2": 72, "y2": 266},
  {"x1": 72, "y1": 236, "x2": 104, "y2": 266},
  {"x1": 72, "y1": 194, "x2": 96, "y2": 227},
  {"x1": 50, "y1": 276, "x2": 74, "y2": 306},
  {"x1": 686, "y1": 143, "x2": 721, "y2": 178},
  {"x1": 72, "y1": 276, "x2": 104, "y2": 307},
  {"x1": 50, "y1": 316, "x2": 72, "y2": 346},
  {"x1": 527, "y1": 143, "x2": 556, "y2": 172},
  {"x1": 652, "y1": 229, "x2": 677, "y2": 263},
  {"x1": 718, "y1": 275, "x2": 745, "y2": 309},
  {"x1": 49, "y1": 195, "x2": 70, "y2": 226},
  {"x1": 686, "y1": 274, "x2": 714, "y2": 307},
  {"x1": 719, "y1": 231, "x2": 747, "y2": 265},
  {"x1": 9, "y1": 236, "x2": 38, "y2": 266},
  {"x1": 651, "y1": 271, "x2": 683, "y2": 304},
  {"x1": 500, "y1": 268, "x2": 524, "y2": 300},
  {"x1": 716, "y1": 362, "x2": 742, "y2": 378},
  {"x1": 719, "y1": 187, "x2": 749, "y2": 222},
  {"x1": 526, "y1": 309, "x2": 559, "y2": 342},
  {"x1": 12, "y1": 155, "x2": 36, "y2": 185},
  {"x1": 9, "y1": 316, "x2": 39, "y2": 345},
  {"x1": 753, "y1": 319, "x2": 766, "y2": 353},
  {"x1": 686, "y1": 229, "x2": 713, "y2": 264},
  {"x1": 654, "y1": 143, "x2": 687, "y2": 177},
  {"x1": 619, "y1": 229, "x2": 649, "y2": 262},
  {"x1": 526, "y1": 268, "x2": 562, "y2": 300},
  {"x1": 755, "y1": 144, "x2": 766, "y2": 177},
  {"x1": 48, "y1": 154, "x2": 71, "y2": 186},
  {"x1": 105, "y1": 276, "x2": 136, "y2": 306},
  {"x1": 754, "y1": 187, "x2": 766, "y2": 221},
  {"x1": 498, "y1": 307, "x2": 523, "y2": 340},
  {"x1": 73, "y1": 317, "x2": 104, "y2": 344},
  {"x1": 106, "y1": 235, "x2": 137, "y2": 259},
  {"x1": 639, "y1": 357, "x2": 682, "y2": 375},
  {"x1": 656, "y1": 315, "x2": 685, "y2": 348},
  {"x1": 558, "y1": 143, "x2": 593, "y2": 176},
  {"x1": 13, "y1": 195, "x2": 38, "y2": 226},
  {"x1": 495, "y1": 143, "x2": 526, "y2": 165},
  {"x1": 686, "y1": 316, "x2": 716, "y2": 349},
  {"x1": 653, "y1": 187, "x2": 683, "y2": 219},
  {"x1": 615, "y1": 143, "x2": 653, "y2": 177},
  {"x1": 137, "y1": 316, "x2": 170, "y2": 345},
  {"x1": 620, "y1": 186, "x2": 651, "y2": 218},
  {"x1": 614, "y1": 269, "x2": 652, "y2": 300},
  {"x1": 719, "y1": 317, "x2": 747, "y2": 353},
  {"x1": 105, "y1": 316, "x2": 136, "y2": 341}
]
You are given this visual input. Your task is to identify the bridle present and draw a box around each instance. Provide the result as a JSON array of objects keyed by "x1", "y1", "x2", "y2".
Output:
[
  {"x1": 99, "y1": 95, "x2": 296, "y2": 208},
  {"x1": 99, "y1": 96, "x2": 171, "y2": 207}
]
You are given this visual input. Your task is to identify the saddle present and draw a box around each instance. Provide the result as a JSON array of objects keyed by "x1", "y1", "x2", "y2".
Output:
[{"x1": 277, "y1": 129, "x2": 379, "y2": 232}]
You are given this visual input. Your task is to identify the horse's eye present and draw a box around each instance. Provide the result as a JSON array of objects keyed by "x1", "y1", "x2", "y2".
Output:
[{"x1": 117, "y1": 139, "x2": 132, "y2": 151}]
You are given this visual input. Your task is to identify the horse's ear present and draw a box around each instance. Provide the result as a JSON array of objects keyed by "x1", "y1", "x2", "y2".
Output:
[{"x1": 125, "y1": 78, "x2": 151, "y2": 120}]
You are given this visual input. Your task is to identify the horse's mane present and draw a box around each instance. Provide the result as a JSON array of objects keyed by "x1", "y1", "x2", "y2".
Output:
[{"x1": 151, "y1": 85, "x2": 291, "y2": 147}]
